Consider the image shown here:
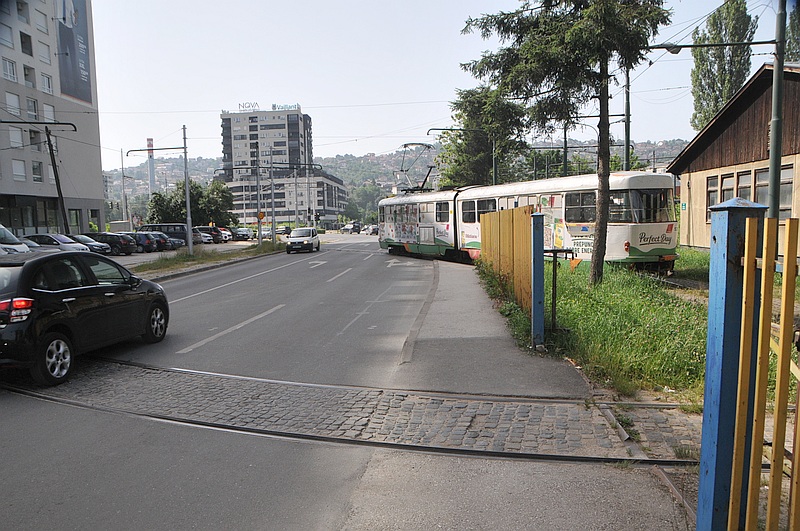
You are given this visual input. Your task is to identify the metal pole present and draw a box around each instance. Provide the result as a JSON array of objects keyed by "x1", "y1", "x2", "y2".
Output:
[
  {"x1": 270, "y1": 149, "x2": 276, "y2": 244},
  {"x1": 294, "y1": 169, "x2": 299, "y2": 226},
  {"x1": 45, "y1": 127, "x2": 70, "y2": 233},
  {"x1": 120, "y1": 148, "x2": 128, "y2": 226},
  {"x1": 256, "y1": 152, "x2": 262, "y2": 246},
  {"x1": 183, "y1": 125, "x2": 193, "y2": 255},
  {"x1": 624, "y1": 68, "x2": 631, "y2": 171},
  {"x1": 767, "y1": 0, "x2": 786, "y2": 219}
]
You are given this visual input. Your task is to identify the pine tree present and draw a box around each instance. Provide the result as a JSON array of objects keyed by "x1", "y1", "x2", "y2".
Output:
[
  {"x1": 788, "y1": 2, "x2": 800, "y2": 62},
  {"x1": 690, "y1": 0, "x2": 758, "y2": 131}
]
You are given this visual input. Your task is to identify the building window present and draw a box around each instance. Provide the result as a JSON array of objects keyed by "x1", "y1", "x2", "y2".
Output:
[
  {"x1": 19, "y1": 31, "x2": 32, "y2": 56},
  {"x1": 42, "y1": 102, "x2": 54, "y2": 121},
  {"x1": 37, "y1": 41, "x2": 50, "y2": 64},
  {"x1": 40, "y1": 73, "x2": 52, "y2": 93},
  {"x1": 720, "y1": 173, "x2": 735, "y2": 202},
  {"x1": 29, "y1": 129, "x2": 41, "y2": 151},
  {"x1": 5, "y1": 91, "x2": 20, "y2": 115},
  {"x1": 779, "y1": 165, "x2": 794, "y2": 219},
  {"x1": 23, "y1": 65, "x2": 34, "y2": 87},
  {"x1": 32, "y1": 160, "x2": 43, "y2": 182},
  {"x1": 12, "y1": 159, "x2": 25, "y2": 181},
  {"x1": 9, "y1": 126, "x2": 23, "y2": 148},
  {"x1": 26, "y1": 97, "x2": 37, "y2": 119},
  {"x1": 34, "y1": 10, "x2": 47, "y2": 33},
  {"x1": 2, "y1": 57, "x2": 17, "y2": 81},
  {"x1": 0, "y1": 23, "x2": 12, "y2": 48},
  {"x1": 736, "y1": 171, "x2": 751, "y2": 201},
  {"x1": 16, "y1": 1, "x2": 29, "y2": 24},
  {"x1": 706, "y1": 176, "x2": 719, "y2": 221}
]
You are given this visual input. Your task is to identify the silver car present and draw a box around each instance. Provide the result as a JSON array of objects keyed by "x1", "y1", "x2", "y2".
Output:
[
  {"x1": 285, "y1": 227, "x2": 320, "y2": 253},
  {"x1": 26, "y1": 233, "x2": 90, "y2": 252}
]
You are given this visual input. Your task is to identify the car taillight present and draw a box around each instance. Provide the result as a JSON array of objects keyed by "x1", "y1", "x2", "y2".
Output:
[{"x1": 0, "y1": 298, "x2": 34, "y2": 322}]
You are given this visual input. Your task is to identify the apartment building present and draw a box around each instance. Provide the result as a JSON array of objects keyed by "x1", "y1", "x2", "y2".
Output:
[
  {"x1": 219, "y1": 104, "x2": 347, "y2": 227},
  {"x1": 0, "y1": 0, "x2": 103, "y2": 235}
]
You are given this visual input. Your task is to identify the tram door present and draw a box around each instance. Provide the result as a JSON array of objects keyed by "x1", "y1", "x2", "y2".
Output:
[{"x1": 419, "y1": 202, "x2": 435, "y2": 245}]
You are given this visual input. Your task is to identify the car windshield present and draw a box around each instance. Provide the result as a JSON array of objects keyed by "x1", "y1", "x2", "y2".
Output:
[
  {"x1": 290, "y1": 229, "x2": 312, "y2": 238},
  {"x1": 71, "y1": 235, "x2": 91, "y2": 243},
  {"x1": 0, "y1": 226, "x2": 22, "y2": 245},
  {"x1": 53, "y1": 234, "x2": 76, "y2": 244}
]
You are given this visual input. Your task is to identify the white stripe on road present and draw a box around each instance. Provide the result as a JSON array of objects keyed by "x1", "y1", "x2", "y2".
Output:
[
  {"x1": 176, "y1": 304, "x2": 285, "y2": 354},
  {"x1": 170, "y1": 253, "x2": 328, "y2": 304},
  {"x1": 326, "y1": 268, "x2": 352, "y2": 283}
]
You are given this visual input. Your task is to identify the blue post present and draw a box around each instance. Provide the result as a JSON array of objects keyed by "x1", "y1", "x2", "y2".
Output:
[
  {"x1": 531, "y1": 213, "x2": 545, "y2": 346},
  {"x1": 697, "y1": 198, "x2": 766, "y2": 530}
]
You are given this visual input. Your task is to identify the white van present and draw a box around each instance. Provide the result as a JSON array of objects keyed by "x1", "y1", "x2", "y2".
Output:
[{"x1": 0, "y1": 224, "x2": 30, "y2": 253}]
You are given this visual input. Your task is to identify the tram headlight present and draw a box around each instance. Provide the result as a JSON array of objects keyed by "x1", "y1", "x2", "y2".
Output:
[{"x1": 623, "y1": 241, "x2": 630, "y2": 253}]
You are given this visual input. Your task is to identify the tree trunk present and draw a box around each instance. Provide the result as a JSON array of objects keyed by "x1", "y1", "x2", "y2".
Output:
[{"x1": 590, "y1": 59, "x2": 611, "y2": 286}]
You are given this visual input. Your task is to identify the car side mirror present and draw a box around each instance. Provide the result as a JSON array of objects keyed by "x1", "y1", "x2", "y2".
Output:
[{"x1": 129, "y1": 276, "x2": 143, "y2": 288}]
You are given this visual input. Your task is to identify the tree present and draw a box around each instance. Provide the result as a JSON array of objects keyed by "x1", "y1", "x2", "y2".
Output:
[
  {"x1": 788, "y1": 2, "x2": 800, "y2": 62},
  {"x1": 436, "y1": 86, "x2": 529, "y2": 187},
  {"x1": 463, "y1": 0, "x2": 669, "y2": 285},
  {"x1": 201, "y1": 179, "x2": 238, "y2": 227},
  {"x1": 689, "y1": 0, "x2": 757, "y2": 131}
]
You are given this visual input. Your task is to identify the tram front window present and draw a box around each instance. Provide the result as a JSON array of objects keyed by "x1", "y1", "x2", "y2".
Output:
[{"x1": 609, "y1": 189, "x2": 675, "y2": 223}]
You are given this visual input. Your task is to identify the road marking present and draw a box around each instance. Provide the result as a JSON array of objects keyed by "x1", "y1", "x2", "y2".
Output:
[
  {"x1": 170, "y1": 253, "x2": 328, "y2": 303},
  {"x1": 308, "y1": 261, "x2": 327, "y2": 268},
  {"x1": 176, "y1": 304, "x2": 285, "y2": 354},
  {"x1": 386, "y1": 258, "x2": 415, "y2": 268},
  {"x1": 326, "y1": 268, "x2": 352, "y2": 283},
  {"x1": 363, "y1": 254, "x2": 374, "y2": 261}
]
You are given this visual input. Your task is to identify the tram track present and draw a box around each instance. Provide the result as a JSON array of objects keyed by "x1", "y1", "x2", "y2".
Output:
[{"x1": 1, "y1": 356, "x2": 699, "y2": 469}]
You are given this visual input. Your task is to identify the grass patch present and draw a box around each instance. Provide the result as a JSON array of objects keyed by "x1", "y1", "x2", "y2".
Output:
[
  {"x1": 131, "y1": 241, "x2": 284, "y2": 274},
  {"x1": 476, "y1": 259, "x2": 708, "y2": 396},
  {"x1": 674, "y1": 246, "x2": 710, "y2": 282}
]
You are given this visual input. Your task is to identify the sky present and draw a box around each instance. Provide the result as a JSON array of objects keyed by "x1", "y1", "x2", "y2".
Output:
[{"x1": 90, "y1": 1, "x2": 785, "y2": 171}]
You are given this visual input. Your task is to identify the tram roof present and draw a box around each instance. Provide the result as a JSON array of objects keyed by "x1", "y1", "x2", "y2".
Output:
[{"x1": 455, "y1": 172, "x2": 675, "y2": 200}]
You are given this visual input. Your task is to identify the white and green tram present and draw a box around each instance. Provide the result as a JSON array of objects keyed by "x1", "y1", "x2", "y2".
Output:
[{"x1": 378, "y1": 171, "x2": 678, "y2": 271}]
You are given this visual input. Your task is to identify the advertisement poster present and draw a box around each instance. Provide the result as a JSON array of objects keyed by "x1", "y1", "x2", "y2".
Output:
[{"x1": 57, "y1": 0, "x2": 92, "y2": 103}]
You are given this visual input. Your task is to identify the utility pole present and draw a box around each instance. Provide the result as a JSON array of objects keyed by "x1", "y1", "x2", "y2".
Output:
[{"x1": 183, "y1": 125, "x2": 193, "y2": 255}]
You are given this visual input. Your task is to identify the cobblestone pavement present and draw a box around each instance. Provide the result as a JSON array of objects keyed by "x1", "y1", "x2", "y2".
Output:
[{"x1": 1, "y1": 358, "x2": 708, "y2": 462}]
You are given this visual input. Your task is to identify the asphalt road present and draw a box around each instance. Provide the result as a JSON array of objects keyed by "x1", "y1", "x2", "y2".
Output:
[{"x1": 0, "y1": 234, "x2": 691, "y2": 529}]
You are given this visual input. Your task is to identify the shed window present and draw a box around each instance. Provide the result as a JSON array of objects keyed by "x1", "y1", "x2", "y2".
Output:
[{"x1": 706, "y1": 176, "x2": 719, "y2": 222}]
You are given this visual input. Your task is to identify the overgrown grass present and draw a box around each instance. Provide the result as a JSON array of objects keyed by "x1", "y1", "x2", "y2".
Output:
[
  {"x1": 476, "y1": 259, "x2": 708, "y2": 396},
  {"x1": 131, "y1": 241, "x2": 284, "y2": 274}
]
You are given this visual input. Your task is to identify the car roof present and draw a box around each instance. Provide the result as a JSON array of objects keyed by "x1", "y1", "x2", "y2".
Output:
[{"x1": 0, "y1": 250, "x2": 88, "y2": 267}]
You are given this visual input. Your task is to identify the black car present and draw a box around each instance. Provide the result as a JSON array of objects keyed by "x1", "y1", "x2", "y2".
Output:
[
  {"x1": 120, "y1": 232, "x2": 157, "y2": 253},
  {"x1": 83, "y1": 232, "x2": 137, "y2": 256},
  {"x1": 144, "y1": 231, "x2": 170, "y2": 251},
  {"x1": 0, "y1": 251, "x2": 169, "y2": 385},
  {"x1": 69, "y1": 234, "x2": 112, "y2": 254}
]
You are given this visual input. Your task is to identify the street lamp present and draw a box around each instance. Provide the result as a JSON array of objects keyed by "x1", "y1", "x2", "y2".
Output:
[{"x1": 427, "y1": 128, "x2": 496, "y2": 185}]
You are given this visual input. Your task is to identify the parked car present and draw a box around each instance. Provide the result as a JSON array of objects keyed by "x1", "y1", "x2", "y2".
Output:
[
  {"x1": 218, "y1": 227, "x2": 232, "y2": 242},
  {"x1": 26, "y1": 234, "x2": 90, "y2": 252},
  {"x1": 83, "y1": 232, "x2": 137, "y2": 256},
  {"x1": 0, "y1": 251, "x2": 169, "y2": 385},
  {"x1": 275, "y1": 225, "x2": 291, "y2": 235},
  {"x1": 191, "y1": 228, "x2": 204, "y2": 245},
  {"x1": 193, "y1": 226, "x2": 223, "y2": 243},
  {"x1": 285, "y1": 227, "x2": 320, "y2": 253},
  {"x1": 341, "y1": 224, "x2": 354, "y2": 234},
  {"x1": 0, "y1": 224, "x2": 30, "y2": 253},
  {"x1": 120, "y1": 232, "x2": 157, "y2": 253},
  {"x1": 198, "y1": 231, "x2": 214, "y2": 244},
  {"x1": 367, "y1": 224, "x2": 379, "y2": 235},
  {"x1": 138, "y1": 223, "x2": 192, "y2": 246},
  {"x1": 233, "y1": 227, "x2": 253, "y2": 240},
  {"x1": 69, "y1": 234, "x2": 112, "y2": 255},
  {"x1": 19, "y1": 237, "x2": 59, "y2": 253},
  {"x1": 144, "y1": 231, "x2": 171, "y2": 251},
  {"x1": 167, "y1": 237, "x2": 185, "y2": 250}
]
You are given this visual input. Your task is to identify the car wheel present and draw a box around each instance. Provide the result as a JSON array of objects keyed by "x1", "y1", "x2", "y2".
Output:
[
  {"x1": 136, "y1": 244, "x2": 144, "y2": 253},
  {"x1": 142, "y1": 302, "x2": 168, "y2": 343},
  {"x1": 111, "y1": 244, "x2": 121, "y2": 256},
  {"x1": 125, "y1": 251, "x2": 133, "y2": 256},
  {"x1": 30, "y1": 332, "x2": 73, "y2": 386},
  {"x1": 286, "y1": 249, "x2": 291, "y2": 254}
]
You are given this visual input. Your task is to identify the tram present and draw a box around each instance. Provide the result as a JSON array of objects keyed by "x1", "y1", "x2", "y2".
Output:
[{"x1": 378, "y1": 171, "x2": 678, "y2": 271}]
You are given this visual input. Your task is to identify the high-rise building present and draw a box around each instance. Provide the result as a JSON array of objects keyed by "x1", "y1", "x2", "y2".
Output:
[
  {"x1": 0, "y1": 0, "x2": 104, "y2": 234},
  {"x1": 219, "y1": 103, "x2": 347, "y2": 227}
]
